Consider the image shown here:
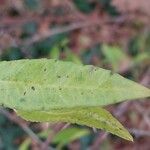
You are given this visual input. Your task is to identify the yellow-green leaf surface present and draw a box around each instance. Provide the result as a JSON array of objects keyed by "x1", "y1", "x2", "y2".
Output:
[
  {"x1": 0, "y1": 59, "x2": 149, "y2": 111},
  {"x1": 17, "y1": 107, "x2": 133, "y2": 141}
]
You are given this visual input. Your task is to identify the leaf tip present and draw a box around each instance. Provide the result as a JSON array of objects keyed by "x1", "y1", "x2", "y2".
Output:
[
  {"x1": 122, "y1": 130, "x2": 134, "y2": 142},
  {"x1": 127, "y1": 134, "x2": 134, "y2": 142}
]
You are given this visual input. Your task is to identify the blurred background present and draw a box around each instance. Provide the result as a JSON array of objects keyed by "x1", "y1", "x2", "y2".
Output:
[{"x1": 0, "y1": 0, "x2": 150, "y2": 149}]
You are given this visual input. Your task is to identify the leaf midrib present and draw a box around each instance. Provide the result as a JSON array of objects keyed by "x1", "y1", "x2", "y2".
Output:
[
  {"x1": 1, "y1": 80, "x2": 149, "y2": 96},
  {"x1": 0, "y1": 80, "x2": 112, "y2": 91}
]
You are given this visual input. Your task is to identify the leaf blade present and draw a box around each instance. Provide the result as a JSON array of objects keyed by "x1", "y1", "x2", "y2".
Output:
[
  {"x1": 0, "y1": 59, "x2": 149, "y2": 111},
  {"x1": 16, "y1": 107, "x2": 133, "y2": 141}
]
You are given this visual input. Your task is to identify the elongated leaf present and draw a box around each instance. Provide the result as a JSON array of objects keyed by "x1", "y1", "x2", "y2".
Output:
[
  {"x1": 102, "y1": 44, "x2": 128, "y2": 71},
  {"x1": 16, "y1": 107, "x2": 133, "y2": 141},
  {"x1": 0, "y1": 59, "x2": 149, "y2": 111},
  {"x1": 52, "y1": 127, "x2": 90, "y2": 146}
]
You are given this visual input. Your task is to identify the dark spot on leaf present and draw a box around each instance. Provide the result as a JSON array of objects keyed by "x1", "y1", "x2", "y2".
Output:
[
  {"x1": 57, "y1": 75, "x2": 61, "y2": 78},
  {"x1": 24, "y1": 91, "x2": 26, "y2": 95},
  {"x1": 81, "y1": 92, "x2": 84, "y2": 95},
  {"x1": 20, "y1": 98, "x2": 25, "y2": 102},
  {"x1": 54, "y1": 59, "x2": 57, "y2": 62},
  {"x1": 66, "y1": 75, "x2": 69, "y2": 78},
  {"x1": 31, "y1": 86, "x2": 35, "y2": 91},
  {"x1": 59, "y1": 87, "x2": 62, "y2": 90},
  {"x1": 118, "y1": 127, "x2": 123, "y2": 131},
  {"x1": 44, "y1": 68, "x2": 47, "y2": 72}
]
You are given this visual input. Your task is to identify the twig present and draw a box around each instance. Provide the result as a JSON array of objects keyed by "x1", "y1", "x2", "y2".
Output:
[
  {"x1": 60, "y1": 123, "x2": 70, "y2": 131},
  {"x1": 129, "y1": 128, "x2": 150, "y2": 137},
  {"x1": 90, "y1": 132, "x2": 108, "y2": 150},
  {"x1": 21, "y1": 15, "x2": 133, "y2": 47},
  {"x1": 114, "y1": 101, "x2": 131, "y2": 117},
  {"x1": 0, "y1": 108, "x2": 54, "y2": 150},
  {"x1": 140, "y1": 68, "x2": 150, "y2": 87},
  {"x1": 22, "y1": 21, "x2": 99, "y2": 46},
  {"x1": 41, "y1": 123, "x2": 65, "y2": 150},
  {"x1": 133, "y1": 103, "x2": 150, "y2": 128},
  {"x1": 0, "y1": 108, "x2": 42, "y2": 144}
]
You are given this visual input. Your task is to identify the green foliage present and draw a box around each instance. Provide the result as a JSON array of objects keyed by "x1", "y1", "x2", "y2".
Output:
[
  {"x1": 98, "y1": 0, "x2": 119, "y2": 16},
  {"x1": 53, "y1": 127, "x2": 90, "y2": 148},
  {"x1": 17, "y1": 107, "x2": 133, "y2": 141},
  {"x1": 19, "y1": 129, "x2": 52, "y2": 150},
  {"x1": 64, "y1": 48, "x2": 82, "y2": 64},
  {"x1": 0, "y1": 0, "x2": 150, "y2": 148},
  {"x1": 0, "y1": 59, "x2": 149, "y2": 110},
  {"x1": 0, "y1": 115, "x2": 24, "y2": 150},
  {"x1": 21, "y1": 21, "x2": 38, "y2": 38},
  {"x1": 19, "y1": 127, "x2": 89, "y2": 150},
  {"x1": 133, "y1": 52, "x2": 150, "y2": 65},
  {"x1": 50, "y1": 45, "x2": 60, "y2": 59},
  {"x1": 33, "y1": 34, "x2": 67, "y2": 57},
  {"x1": 73, "y1": 0, "x2": 95, "y2": 13},
  {"x1": 24, "y1": 0, "x2": 41, "y2": 10},
  {"x1": 73, "y1": 0, "x2": 119, "y2": 15},
  {"x1": 19, "y1": 139, "x2": 31, "y2": 150},
  {"x1": 1, "y1": 48, "x2": 24, "y2": 60},
  {"x1": 128, "y1": 32, "x2": 150, "y2": 56},
  {"x1": 0, "y1": 59, "x2": 149, "y2": 141},
  {"x1": 50, "y1": 43, "x2": 82, "y2": 64},
  {"x1": 102, "y1": 44, "x2": 128, "y2": 71}
]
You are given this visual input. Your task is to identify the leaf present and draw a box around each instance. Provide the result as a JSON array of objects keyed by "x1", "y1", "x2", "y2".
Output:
[
  {"x1": 64, "y1": 48, "x2": 82, "y2": 64},
  {"x1": 19, "y1": 127, "x2": 88, "y2": 149},
  {"x1": 50, "y1": 45, "x2": 60, "y2": 59},
  {"x1": 52, "y1": 127, "x2": 90, "y2": 146},
  {"x1": 19, "y1": 129, "x2": 52, "y2": 150},
  {"x1": 1, "y1": 59, "x2": 148, "y2": 141},
  {"x1": 19, "y1": 139, "x2": 31, "y2": 150},
  {"x1": 16, "y1": 107, "x2": 133, "y2": 141},
  {"x1": 73, "y1": 0, "x2": 94, "y2": 13},
  {"x1": 0, "y1": 59, "x2": 149, "y2": 111},
  {"x1": 102, "y1": 44, "x2": 128, "y2": 71},
  {"x1": 133, "y1": 52, "x2": 150, "y2": 65}
]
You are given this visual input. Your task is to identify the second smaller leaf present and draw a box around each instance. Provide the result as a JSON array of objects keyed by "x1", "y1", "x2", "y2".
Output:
[{"x1": 17, "y1": 107, "x2": 133, "y2": 141}]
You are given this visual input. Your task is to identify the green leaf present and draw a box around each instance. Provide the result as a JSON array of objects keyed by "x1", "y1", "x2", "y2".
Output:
[
  {"x1": 52, "y1": 127, "x2": 90, "y2": 146},
  {"x1": 19, "y1": 139, "x2": 30, "y2": 150},
  {"x1": 64, "y1": 48, "x2": 82, "y2": 64},
  {"x1": 50, "y1": 45, "x2": 60, "y2": 59},
  {"x1": 73, "y1": 0, "x2": 95, "y2": 13},
  {"x1": 1, "y1": 59, "x2": 149, "y2": 141},
  {"x1": 19, "y1": 127, "x2": 88, "y2": 149},
  {"x1": 16, "y1": 107, "x2": 133, "y2": 141},
  {"x1": 0, "y1": 59, "x2": 149, "y2": 111},
  {"x1": 133, "y1": 52, "x2": 150, "y2": 65},
  {"x1": 19, "y1": 129, "x2": 52, "y2": 150},
  {"x1": 102, "y1": 44, "x2": 128, "y2": 71}
]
